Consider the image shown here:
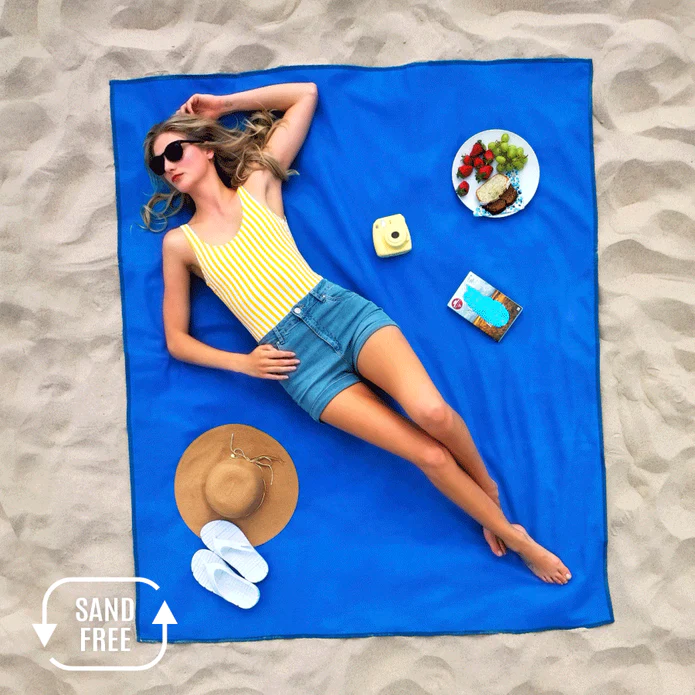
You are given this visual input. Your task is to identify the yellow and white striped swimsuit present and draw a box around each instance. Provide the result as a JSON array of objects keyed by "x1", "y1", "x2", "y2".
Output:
[{"x1": 181, "y1": 185, "x2": 323, "y2": 342}]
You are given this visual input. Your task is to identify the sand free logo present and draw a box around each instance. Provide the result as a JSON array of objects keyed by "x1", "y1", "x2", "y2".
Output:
[
  {"x1": 33, "y1": 577, "x2": 176, "y2": 671},
  {"x1": 75, "y1": 596, "x2": 134, "y2": 652}
]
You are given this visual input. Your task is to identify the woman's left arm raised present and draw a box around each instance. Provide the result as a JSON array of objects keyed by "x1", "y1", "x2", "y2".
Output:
[
  {"x1": 178, "y1": 82, "x2": 318, "y2": 171},
  {"x1": 218, "y1": 82, "x2": 317, "y2": 115},
  {"x1": 231, "y1": 82, "x2": 319, "y2": 171}
]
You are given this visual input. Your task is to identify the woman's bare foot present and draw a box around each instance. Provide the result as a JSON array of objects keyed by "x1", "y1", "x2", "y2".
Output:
[
  {"x1": 505, "y1": 524, "x2": 572, "y2": 585},
  {"x1": 483, "y1": 526, "x2": 506, "y2": 556}
]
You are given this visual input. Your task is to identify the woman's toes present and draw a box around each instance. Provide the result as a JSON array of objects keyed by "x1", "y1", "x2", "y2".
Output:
[{"x1": 483, "y1": 528, "x2": 504, "y2": 556}]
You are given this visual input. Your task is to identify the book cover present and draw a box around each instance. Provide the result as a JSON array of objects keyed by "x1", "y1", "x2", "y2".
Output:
[{"x1": 448, "y1": 272, "x2": 523, "y2": 342}]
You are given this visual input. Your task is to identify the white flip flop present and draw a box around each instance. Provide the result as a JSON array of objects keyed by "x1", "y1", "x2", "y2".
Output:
[
  {"x1": 200, "y1": 520, "x2": 269, "y2": 583},
  {"x1": 191, "y1": 549, "x2": 260, "y2": 609}
]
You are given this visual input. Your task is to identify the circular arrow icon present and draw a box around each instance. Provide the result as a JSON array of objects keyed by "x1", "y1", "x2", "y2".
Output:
[{"x1": 33, "y1": 577, "x2": 176, "y2": 671}]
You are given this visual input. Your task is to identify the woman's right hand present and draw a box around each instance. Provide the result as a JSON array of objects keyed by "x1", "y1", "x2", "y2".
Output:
[
  {"x1": 176, "y1": 93, "x2": 225, "y2": 120},
  {"x1": 241, "y1": 345, "x2": 300, "y2": 380}
]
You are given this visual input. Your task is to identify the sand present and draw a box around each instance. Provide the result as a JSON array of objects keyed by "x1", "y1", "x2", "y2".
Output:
[{"x1": 2, "y1": 0, "x2": 695, "y2": 692}]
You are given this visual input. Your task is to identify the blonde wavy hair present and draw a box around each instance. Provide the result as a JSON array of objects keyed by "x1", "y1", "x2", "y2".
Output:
[{"x1": 140, "y1": 106, "x2": 298, "y2": 232}]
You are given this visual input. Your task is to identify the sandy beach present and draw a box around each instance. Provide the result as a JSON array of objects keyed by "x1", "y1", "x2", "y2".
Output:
[{"x1": 2, "y1": 0, "x2": 695, "y2": 692}]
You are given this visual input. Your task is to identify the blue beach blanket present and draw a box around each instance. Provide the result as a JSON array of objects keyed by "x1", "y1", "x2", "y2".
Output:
[{"x1": 110, "y1": 59, "x2": 614, "y2": 642}]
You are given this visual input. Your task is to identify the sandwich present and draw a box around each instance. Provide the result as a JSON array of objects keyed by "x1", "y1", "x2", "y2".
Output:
[{"x1": 475, "y1": 173, "x2": 518, "y2": 215}]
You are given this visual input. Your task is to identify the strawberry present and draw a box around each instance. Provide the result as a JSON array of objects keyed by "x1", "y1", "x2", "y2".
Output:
[
  {"x1": 473, "y1": 157, "x2": 484, "y2": 169},
  {"x1": 457, "y1": 164, "x2": 473, "y2": 178},
  {"x1": 456, "y1": 181, "x2": 469, "y2": 197},
  {"x1": 469, "y1": 140, "x2": 484, "y2": 158},
  {"x1": 475, "y1": 164, "x2": 493, "y2": 182},
  {"x1": 484, "y1": 149, "x2": 495, "y2": 163},
  {"x1": 462, "y1": 155, "x2": 473, "y2": 166}
]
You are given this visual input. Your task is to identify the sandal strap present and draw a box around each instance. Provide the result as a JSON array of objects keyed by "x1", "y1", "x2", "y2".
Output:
[
  {"x1": 205, "y1": 560, "x2": 232, "y2": 594},
  {"x1": 213, "y1": 536, "x2": 252, "y2": 555}
]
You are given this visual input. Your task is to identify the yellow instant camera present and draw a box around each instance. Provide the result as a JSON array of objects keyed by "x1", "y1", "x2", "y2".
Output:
[{"x1": 372, "y1": 214, "x2": 412, "y2": 258}]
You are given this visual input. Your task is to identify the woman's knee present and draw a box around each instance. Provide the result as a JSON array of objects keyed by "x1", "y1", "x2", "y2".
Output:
[
  {"x1": 412, "y1": 398, "x2": 454, "y2": 434},
  {"x1": 418, "y1": 441, "x2": 455, "y2": 475}
]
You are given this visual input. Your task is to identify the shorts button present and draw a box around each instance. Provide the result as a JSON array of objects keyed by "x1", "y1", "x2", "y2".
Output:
[
  {"x1": 293, "y1": 307, "x2": 302, "y2": 315},
  {"x1": 321, "y1": 293, "x2": 326, "y2": 299}
]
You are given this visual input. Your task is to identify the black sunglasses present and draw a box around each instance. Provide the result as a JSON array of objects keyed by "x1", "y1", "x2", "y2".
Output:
[{"x1": 149, "y1": 139, "x2": 204, "y2": 176}]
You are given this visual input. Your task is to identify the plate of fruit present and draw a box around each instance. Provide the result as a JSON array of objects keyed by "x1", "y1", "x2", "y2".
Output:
[{"x1": 451, "y1": 129, "x2": 540, "y2": 218}]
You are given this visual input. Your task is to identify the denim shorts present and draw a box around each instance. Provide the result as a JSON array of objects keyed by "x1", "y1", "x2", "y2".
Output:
[{"x1": 257, "y1": 277, "x2": 400, "y2": 424}]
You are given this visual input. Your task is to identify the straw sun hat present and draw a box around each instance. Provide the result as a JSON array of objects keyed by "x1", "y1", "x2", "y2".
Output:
[{"x1": 174, "y1": 423, "x2": 299, "y2": 546}]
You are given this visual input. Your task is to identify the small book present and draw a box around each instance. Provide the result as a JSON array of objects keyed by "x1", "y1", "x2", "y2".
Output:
[{"x1": 448, "y1": 272, "x2": 523, "y2": 342}]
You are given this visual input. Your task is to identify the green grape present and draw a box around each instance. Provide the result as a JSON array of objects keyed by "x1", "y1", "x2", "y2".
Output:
[
  {"x1": 501, "y1": 133, "x2": 509, "y2": 142},
  {"x1": 507, "y1": 145, "x2": 517, "y2": 158},
  {"x1": 495, "y1": 155, "x2": 506, "y2": 164},
  {"x1": 517, "y1": 147, "x2": 524, "y2": 156},
  {"x1": 487, "y1": 142, "x2": 496, "y2": 151},
  {"x1": 500, "y1": 142, "x2": 509, "y2": 152},
  {"x1": 498, "y1": 163, "x2": 507, "y2": 172},
  {"x1": 511, "y1": 159, "x2": 522, "y2": 169}
]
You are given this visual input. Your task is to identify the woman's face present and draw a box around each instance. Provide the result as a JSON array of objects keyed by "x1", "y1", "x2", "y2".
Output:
[{"x1": 152, "y1": 132, "x2": 211, "y2": 189}]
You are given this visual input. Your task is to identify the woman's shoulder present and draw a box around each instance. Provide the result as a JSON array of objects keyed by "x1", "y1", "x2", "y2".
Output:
[
  {"x1": 163, "y1": 226, "x2": 204, "y2": 277},
  {"x1": 163, "y1": 225, "x2": 188, "y2": 246},
  {"x1": 163, "y1": 225, "x2": 195, "y2": 259}
]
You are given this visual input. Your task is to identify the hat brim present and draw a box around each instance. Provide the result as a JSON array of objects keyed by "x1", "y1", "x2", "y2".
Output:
[{"x1": 174, "y1": 423, "x2": 299, "y2": 545}]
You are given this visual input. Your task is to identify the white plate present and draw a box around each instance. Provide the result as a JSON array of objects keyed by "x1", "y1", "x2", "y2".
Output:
[{"x1": 451, "y1": 129, "x2": 540, "y2": 218}]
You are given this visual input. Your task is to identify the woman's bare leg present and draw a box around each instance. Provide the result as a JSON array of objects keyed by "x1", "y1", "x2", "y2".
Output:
[
  {"x1": 352, "y1": 326, "x2": 572, "y2": 583},
  {"x1": 405, "y1": 408, "x2": 507, "y2": 555},
  {"x1": 409, "y1": 403, "x2": 509, "y2": 554},
  {"x1": 320, "y1": 381, "x2": 572, "y2": 584},
  {"x1": 355, "y1": 327, "x2": 507, "y2": 552}
]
